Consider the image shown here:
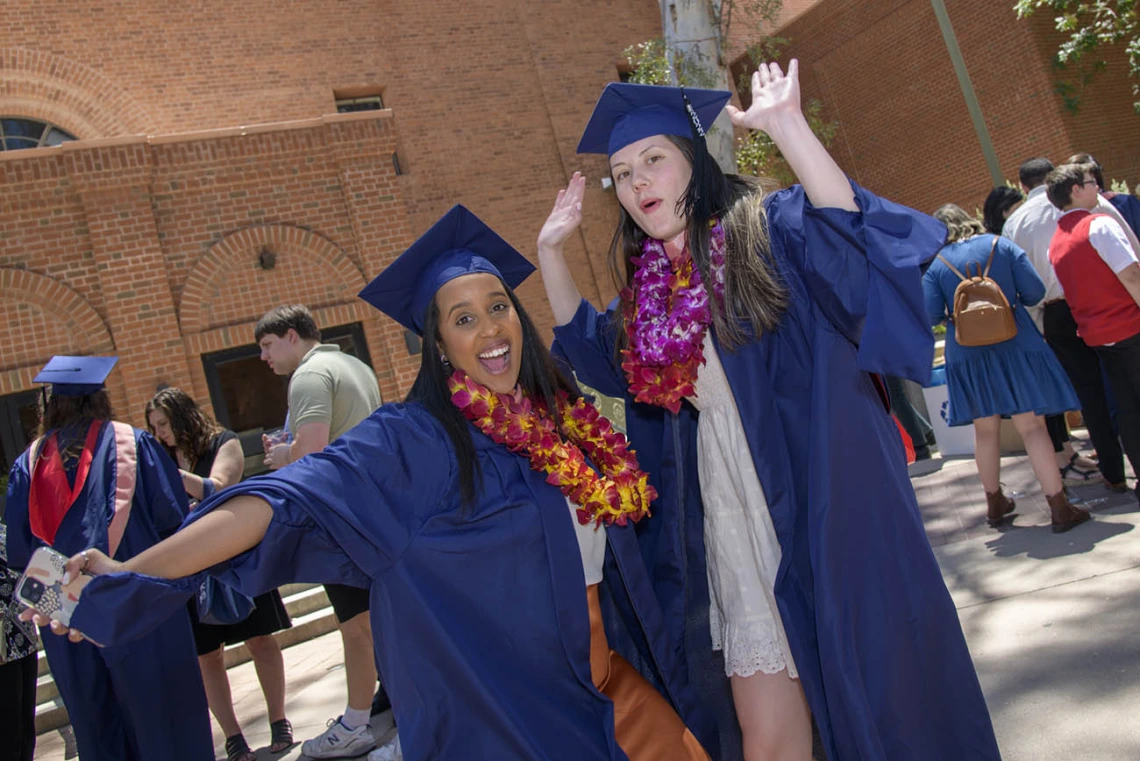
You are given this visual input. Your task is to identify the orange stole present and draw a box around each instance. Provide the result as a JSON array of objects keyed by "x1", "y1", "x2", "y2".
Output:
[{"x1": 586, "y1": 584, "x2": 711, "y2": 761}]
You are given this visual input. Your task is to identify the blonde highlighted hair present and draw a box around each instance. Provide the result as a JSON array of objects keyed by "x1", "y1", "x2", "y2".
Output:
[{"x1": 933, "y1": 204, "x2": 985, "y2": 243}]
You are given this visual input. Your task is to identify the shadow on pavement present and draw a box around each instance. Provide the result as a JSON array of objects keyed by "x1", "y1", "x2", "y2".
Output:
[{"x1": 983, "y1": 518, "x2": 1134, "y2": 560}]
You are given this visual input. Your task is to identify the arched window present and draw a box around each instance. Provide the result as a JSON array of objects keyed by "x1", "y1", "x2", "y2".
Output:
[{"x1": 0, "y1": 118, "x2": 76, "y2": 151}]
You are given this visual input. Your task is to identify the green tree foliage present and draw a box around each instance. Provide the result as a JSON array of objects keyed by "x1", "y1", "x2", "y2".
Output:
[
  {"x1": 1014, "y1": 0, "x2": 1140, "y2": 114},
  {"x1": 735, "y1": 98, "x2": 837, "y2": 183},
  {"x1": 622, "y1": 0, "x2": 839, "y2": 183}
]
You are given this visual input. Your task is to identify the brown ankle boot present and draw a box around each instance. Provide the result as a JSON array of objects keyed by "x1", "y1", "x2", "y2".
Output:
[
  {"x1": 1047, "y1": 491, "x2": 1090, "y2": 534},
  {"x1": 985, "y1": 489, "x2": 1016, "y2": 527}
]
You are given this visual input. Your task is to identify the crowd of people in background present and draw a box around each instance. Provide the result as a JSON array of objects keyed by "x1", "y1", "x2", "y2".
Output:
[
  {"x1": 0, "y1": 304, "x2": 393, "y2": 761},
  {"x1": 921, "y1": 154, "x2": 1140, "y2": 531}
]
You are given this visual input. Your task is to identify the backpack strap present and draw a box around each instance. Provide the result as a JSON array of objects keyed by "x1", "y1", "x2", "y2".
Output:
[
  {"x1": 936, "y1": 253, "x2": 967, "y2": 281},
  {"x1": 982, "y1": 236, "x2": 1000, "y2": 277}
]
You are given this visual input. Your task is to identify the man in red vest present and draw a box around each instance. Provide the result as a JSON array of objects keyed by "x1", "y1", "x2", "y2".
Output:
[{"x1": 1047, "y1": 163, "x2": 1140, "y2": 499}]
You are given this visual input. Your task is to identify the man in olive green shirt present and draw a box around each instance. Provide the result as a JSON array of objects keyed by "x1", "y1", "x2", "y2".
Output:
[{"x1": 256, "y1": 304, "x2": 384, "y2": 759}]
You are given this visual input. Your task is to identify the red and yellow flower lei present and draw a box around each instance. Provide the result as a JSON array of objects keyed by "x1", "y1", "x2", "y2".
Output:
[{"x1": 448, "y1": 371, "x2": 656, "y2": 527}]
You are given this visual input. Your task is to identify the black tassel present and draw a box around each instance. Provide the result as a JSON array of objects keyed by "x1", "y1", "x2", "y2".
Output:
[{"x1": 679, "y1": 88, "x2": 730, "y2": 229}]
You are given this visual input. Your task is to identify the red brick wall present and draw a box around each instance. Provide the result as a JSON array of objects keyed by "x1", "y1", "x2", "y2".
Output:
[
  {"x1": 0, "y1": 113, "x2": 417, "y2": 427},
  {"x1": 1, "y1": 1, "x2": 663, "y2": 337},
  {"x1": 762, "y1": 0, "x2": 1140, "y2": 214}
]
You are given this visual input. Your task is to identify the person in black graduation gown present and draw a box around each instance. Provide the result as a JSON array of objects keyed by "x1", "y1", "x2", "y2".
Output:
[
  {"x1": 535, "y1": 61, "x2": 1002, "y2": 761},
  {"x1": 27, "y1": 207, "x2": 717, "y2": 761}
]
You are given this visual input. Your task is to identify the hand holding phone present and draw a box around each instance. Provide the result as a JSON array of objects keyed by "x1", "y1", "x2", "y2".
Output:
[{"x1": 15, "y1": 547, "x2": 96, "y2": 640}]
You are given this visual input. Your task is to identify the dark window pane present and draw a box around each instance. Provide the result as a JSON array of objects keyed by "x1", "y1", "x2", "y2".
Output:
[
  {"x1": 16, "y1": 400, "x2": 40, "y2": 441},
  {"x1": 2, "y1": 119, "x2": 45, "y2": 140},
  {"x1": 335, "y1": 96, "x2": 383, "y2": 113},
  {"x1": 3, "y1": 137, "x2": 41, "y2": 151},
  {"x1": 214, "y1": 354, "x2": 289, "y2": 434}
]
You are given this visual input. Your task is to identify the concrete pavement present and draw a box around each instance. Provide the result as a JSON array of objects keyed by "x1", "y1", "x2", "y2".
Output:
[{"x1": 33, "y1": 446, "x2": 1140, "y2": 760}]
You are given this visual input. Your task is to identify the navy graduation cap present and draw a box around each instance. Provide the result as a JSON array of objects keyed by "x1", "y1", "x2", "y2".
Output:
[
  {"x1": 359, "y1": 205, "x2": 535, "y2": 335},
  {"x1": 34, "y1": 355, "x2": 118, "y2": 396},
  {"x1": 576, "y1": 82, "x2": 733, "y2": 156}
]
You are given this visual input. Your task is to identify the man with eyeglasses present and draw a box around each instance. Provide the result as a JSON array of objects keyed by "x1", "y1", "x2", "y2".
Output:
[
  {"x1": 1047, "y1": 162, "x2": 1140, "y2": 501},
  {"x1": 1006, "y1": 157, "x2": 1127, "y2": 492}
]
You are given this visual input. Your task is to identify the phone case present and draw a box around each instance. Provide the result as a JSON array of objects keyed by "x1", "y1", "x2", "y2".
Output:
[{"x1": 15, "y1": 546, "x2": 78, "y2": 627}]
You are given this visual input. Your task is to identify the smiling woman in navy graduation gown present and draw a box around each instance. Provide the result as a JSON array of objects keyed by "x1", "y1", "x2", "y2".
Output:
[{"x1": 43, "y1": 207, "x2": 715, "y2": 761}]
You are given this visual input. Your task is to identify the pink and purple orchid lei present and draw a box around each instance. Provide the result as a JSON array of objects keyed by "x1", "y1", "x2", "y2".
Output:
[{"x1": 620, "y1": 221, "x2": 727, "y2": 413}]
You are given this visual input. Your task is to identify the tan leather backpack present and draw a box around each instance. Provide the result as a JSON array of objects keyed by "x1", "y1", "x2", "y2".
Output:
[{"x1": 937, "y1": 236, "x2": 1018, "y2": 347}]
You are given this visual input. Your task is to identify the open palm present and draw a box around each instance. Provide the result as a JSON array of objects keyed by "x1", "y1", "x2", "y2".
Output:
[
  {"x1": 726, "y1": 59, "x2": 802, "y2": 135},
  {"x1": 537, "y1": 172, "x2": 586, "y2": 253}
]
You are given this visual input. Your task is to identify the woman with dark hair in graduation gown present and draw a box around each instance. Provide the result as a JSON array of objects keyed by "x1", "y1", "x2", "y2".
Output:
[
  {"x1": 30, "y1": 207, "x2": 715, "y2": 761},
  {"x1": 536, "y1": 61, "x2": 1001, "y2": 760},
  {"x1": 4, "y1": 356, "x2": 212, "y2": 761}
]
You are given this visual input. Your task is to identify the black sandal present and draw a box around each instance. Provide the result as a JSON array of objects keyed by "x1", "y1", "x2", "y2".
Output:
[
  {"x1": 1059, "y1": 452, "x2": 1103, "y2": 485},
  {"x1": 269, "y1": 718, "x2": 294, "y2": 753},
  {"x1": 225, "y1": 734, "x2": 256, "y2": 761}
]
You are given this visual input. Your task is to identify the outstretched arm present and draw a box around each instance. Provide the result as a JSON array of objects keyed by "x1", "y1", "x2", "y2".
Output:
[
  {"x1": 123, "y1": 495, "x2": 271, "y2": 578},
  {"x1": 537, "y1": 172, "x2": 588, "y2": 325},
  {"x1": 23, "y1": 495, "x2": 272, "y2": 640},
  {"x1": 726, "y1": 60, "x2": 856, "y2": 212}
]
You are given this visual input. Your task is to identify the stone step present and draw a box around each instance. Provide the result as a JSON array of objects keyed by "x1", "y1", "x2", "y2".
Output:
[{"x1": 34, "y1": 582, "x2": 335, "y2": 736}]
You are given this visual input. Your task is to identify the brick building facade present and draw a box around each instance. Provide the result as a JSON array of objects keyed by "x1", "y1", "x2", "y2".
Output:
[
  {"x1": 2, "y1": 0, "x2": 1138, "y2": 474},
  {"x1": 751, "y1": 0, "x2": 1140, "y2": 214},
  {"x1": 0, "y1": 0, "x2": 662, "y2": 473}
]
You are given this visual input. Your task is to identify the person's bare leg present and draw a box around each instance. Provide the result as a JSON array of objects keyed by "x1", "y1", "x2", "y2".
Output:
[
  {"x1": 1012, "y1": 413, "x2": 1064, "y2": 496},
  {"x1": 245, "y1": 634, "x2": 287, "y2": 723},
  {"x1": 731, "y1": 669, "x2": 812, "y2": 761},
  {"x1": 339, "y1": 612, "x2": 378, "y2": 714},
  {"x1": 973, "y1": 416, "x2": 1002, "y2": 494},
  {"x1": 198, "y1": 647, "x2": 242, "y2": 739}
]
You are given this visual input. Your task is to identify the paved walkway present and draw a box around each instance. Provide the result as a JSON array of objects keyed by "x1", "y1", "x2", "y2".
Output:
[{"x1": 33, "y1": 443, "x2": 1140, "y2": 760}]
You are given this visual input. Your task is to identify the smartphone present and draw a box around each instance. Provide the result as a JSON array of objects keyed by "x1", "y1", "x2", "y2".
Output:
[{"x1": 14, "y1": 546, "x2": 80, "y2": 627}]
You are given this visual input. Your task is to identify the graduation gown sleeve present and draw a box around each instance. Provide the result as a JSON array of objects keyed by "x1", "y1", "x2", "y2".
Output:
[
  {"x1": 4, "y1": 459, "x2": 35, "y2": 571},
  {"x1": 72, "y1": 404, "x2": 454, "y2": 647},
  {"x1": 766, "y1": 181, "x2": 948, "y2": 385},
  {"x1": 551, "y1": 297, "x2": 630, "y2": 399},
  {"x1": 132, "y1": 431, "x2": 191, "y2": 542}
]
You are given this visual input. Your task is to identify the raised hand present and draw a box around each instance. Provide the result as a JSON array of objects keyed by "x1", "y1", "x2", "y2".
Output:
[
  {"x1": 726, "y1": 59, "x2": 803, "y2": 135},
  {"x1": 537, "y1": 172, "x2": 587, "y2": 255}
]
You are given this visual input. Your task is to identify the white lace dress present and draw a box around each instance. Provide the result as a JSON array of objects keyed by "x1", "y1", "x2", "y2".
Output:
[{"x1": 687, "y1": 337, "x2": 799, "y2": 679}]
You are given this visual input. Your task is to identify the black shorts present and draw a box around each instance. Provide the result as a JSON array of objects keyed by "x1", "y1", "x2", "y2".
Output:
[
  {"x1": 324, "y1": 583, "x2": 370, "y2": 624},
  {"x1": 188, "y1": 589, "x2": 292, "y2": 656}
]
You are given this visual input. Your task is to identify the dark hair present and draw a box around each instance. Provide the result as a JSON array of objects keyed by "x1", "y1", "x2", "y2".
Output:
[
  {"x1": 41, "y1": 390, "x2": 113, "y2": 435},
  {"x1": 1066, "y1": 153, "x2": 1104, "y2": 190},
  {"x1": 144, "y1": 387, "x2": 222, "y2": 467},
  {"x1": 608, "y1": 135, "x2": 787, "y2": 354},
  {"x1": 1019, "y1": 157, "x2": 1054, "y2": 190},
  {"x1": 1045, "y1": 163, "x2": 1091, "y2": 210},
  {"x1": 254, "y1": 304, "x2": 321, "y2": 343},
  {"x1": 982, "y1": 186, "x2": 1024, "y2": 235},
  {"x1": 406, "y1": 282, "x2": 579, "y2": 506}
]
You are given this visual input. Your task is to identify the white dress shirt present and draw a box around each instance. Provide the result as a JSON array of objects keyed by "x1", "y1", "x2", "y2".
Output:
[
  {"x1": 1003, "y1": 186, "x2": 1063, "y2": 318},
  {"x1": 1057, "y1": 209, "x2": 1139, "y2": 273},
  {"x1": 1004, "y1": 186, "x2": 1140, "y2": 331}
]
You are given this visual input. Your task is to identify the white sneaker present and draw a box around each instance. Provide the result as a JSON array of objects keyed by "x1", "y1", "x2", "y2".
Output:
[
  {"x1": 301, "y1": 716, "x2": 377, "y2": 759},
  {"x1": 367, "y1": 734, "x2": 402, "y2": 761}
]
